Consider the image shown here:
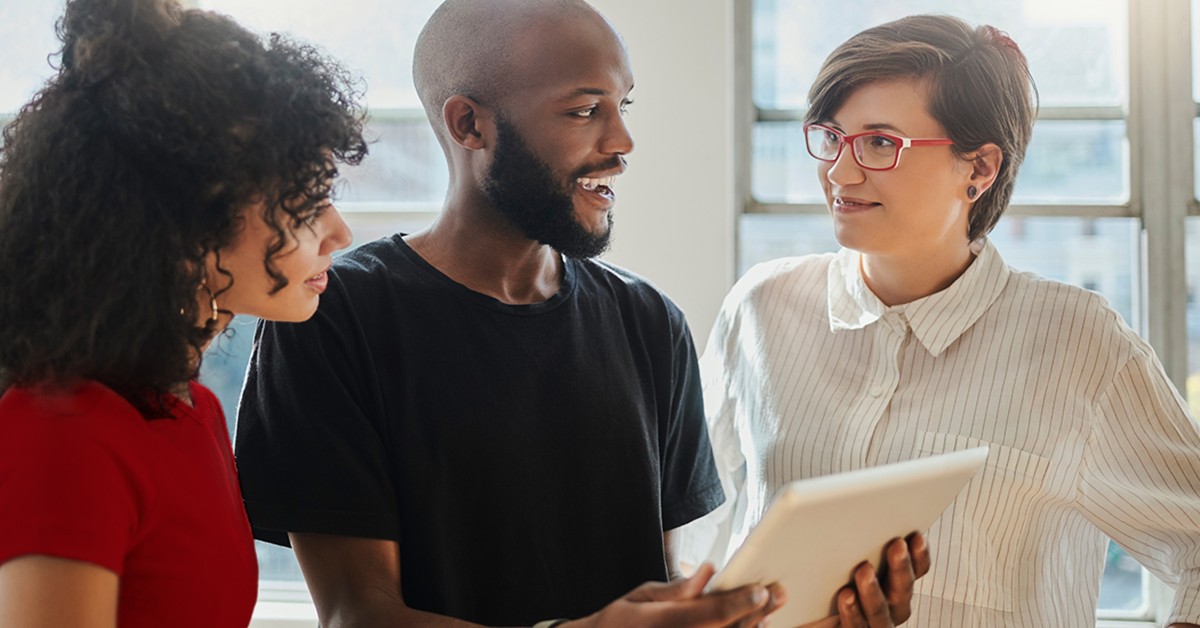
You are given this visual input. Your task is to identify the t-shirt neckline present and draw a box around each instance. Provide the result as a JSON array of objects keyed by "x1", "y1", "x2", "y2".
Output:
[{"x1": 390, "y1": 233, "x2": 577, "y2": 316}]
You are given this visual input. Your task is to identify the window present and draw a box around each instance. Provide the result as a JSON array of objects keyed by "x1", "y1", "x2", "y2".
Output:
[
  {"x1": 0, "y1": 4, "x2": 60, "y2": 114},
  {"x1": 741, "y1": 0, "x2": 1198, "y2": 623}
]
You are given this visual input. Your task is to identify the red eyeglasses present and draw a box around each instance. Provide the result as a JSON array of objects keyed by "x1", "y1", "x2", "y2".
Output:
[{"x1": 803, "y1": 123, "x2": 955, "y2": 171}]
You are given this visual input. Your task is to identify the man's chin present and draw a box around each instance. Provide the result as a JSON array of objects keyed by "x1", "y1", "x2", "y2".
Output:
[
  {"x1": 577, "y1": 218, "x2": 613, "y2": 242},
  {"x1": 550, "y1": 226, "x2": 612, "y2": 259}
]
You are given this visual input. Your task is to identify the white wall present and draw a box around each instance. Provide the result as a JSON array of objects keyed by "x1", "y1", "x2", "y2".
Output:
[{"x1": 590, "y1": 0, "x2": 737, "y2": 346}]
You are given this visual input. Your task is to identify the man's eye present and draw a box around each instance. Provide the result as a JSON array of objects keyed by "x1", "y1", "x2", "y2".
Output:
[{"x1": 574, "y1": 106, "x2": 598, "y2": 118}]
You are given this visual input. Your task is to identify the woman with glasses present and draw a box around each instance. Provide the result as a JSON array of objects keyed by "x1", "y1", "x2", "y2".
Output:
[
  {"x1": 683, "y1": 14, "x2": 1200, "y2": 628},
  {"x1": 0, "y1": 0, "x2": 363, "y2": 625}
]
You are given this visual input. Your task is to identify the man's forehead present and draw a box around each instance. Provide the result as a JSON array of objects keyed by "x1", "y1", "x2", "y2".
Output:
[
  {"x1": 558, "y1": 86, "x2": 631, "y2": 101},
  {"x1": 504, "y1": 16, "x2": 633, "y2": 97}
]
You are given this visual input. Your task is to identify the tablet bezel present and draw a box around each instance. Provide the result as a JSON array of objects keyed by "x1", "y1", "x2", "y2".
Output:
[{"x1": 706, "y1": 446, "x2": 989, "y2": 627}]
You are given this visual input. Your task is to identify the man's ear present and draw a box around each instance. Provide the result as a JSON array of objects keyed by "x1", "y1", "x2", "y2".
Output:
[
  {"x1": 442, "y1": 95, "x2": 492, "y2": 151},
  {"x1": 967, "y1": 143, "x2": 1004, "y2": 196}
]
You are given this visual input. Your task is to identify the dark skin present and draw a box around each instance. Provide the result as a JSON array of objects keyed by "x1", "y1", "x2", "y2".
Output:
[
  {"x1": 405, "y1": 9, "x2": 631, "y2": 305},
  {"x1": 291, "y1": 532, "x2": 787, "y2": 628},
  {"x1": 293, "y1": 2, "x2": 931, "y2": 627},
  {"x1": 291, "y1": 531, "x2": 930, "y2": 628}
]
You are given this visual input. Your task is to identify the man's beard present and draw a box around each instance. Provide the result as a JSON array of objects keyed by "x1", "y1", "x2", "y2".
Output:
[{"x1": 482, "y1": 116, "x2": 615, "y2": 259}]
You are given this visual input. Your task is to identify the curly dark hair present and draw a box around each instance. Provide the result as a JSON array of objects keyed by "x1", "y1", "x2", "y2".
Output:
[{"x1": 0, "y1": 0, "x2": 367, "y2": 416}]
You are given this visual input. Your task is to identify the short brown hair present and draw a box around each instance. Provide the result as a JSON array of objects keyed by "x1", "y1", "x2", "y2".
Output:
[{"x1": 806, "y1": 14, "x2": 1037, "y2": 241}]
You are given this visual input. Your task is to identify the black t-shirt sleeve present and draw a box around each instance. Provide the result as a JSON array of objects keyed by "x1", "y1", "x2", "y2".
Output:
[
  {"x1": 234, "y1": 271, "x2": 399, "y2": 546},
  {"x1": 659, "y1": 313, "x2": 725, "y2": 531}
]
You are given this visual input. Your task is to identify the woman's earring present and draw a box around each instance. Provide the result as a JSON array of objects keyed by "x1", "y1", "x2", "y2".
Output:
[
  {"x1": 199, "y1": 280, "x2": 219, "y2": 323},
  {"x1": 967, "y1": 185, "x2": 979, "y2": 200}
]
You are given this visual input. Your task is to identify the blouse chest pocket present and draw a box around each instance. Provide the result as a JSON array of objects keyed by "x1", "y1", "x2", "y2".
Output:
[{"x1": 914, "y1": 432, "x2": 1052, "y2": 613}]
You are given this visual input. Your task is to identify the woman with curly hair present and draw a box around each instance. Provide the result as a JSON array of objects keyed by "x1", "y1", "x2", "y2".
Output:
[{"x1": 0, "y1": 0, "x2": 366, "y2": 625}]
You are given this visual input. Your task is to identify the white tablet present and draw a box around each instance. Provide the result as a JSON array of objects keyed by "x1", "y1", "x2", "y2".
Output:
[{"x1": 706, "y1": 446, "x2": 989, "y2": 628}]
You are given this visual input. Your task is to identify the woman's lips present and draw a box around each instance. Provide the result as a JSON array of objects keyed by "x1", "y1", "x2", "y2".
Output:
[
  {"x1": 833, "y1": 196, "x2": 881, "y2": 213},
  {"x1": 304, "y1": 271, "x2": 328, "y2": 293}
]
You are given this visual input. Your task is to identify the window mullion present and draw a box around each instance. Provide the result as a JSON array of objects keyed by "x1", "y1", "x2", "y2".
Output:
[
  {"x1": 734, "y1": 0, "x2": 755, "y2": 266},
  {"x1": 1132, "y1": 0, "x2": 1193, "y2": 395},
  {"x1": 364, "y1": 108, "x2": 427, "y2": 123},
  {"x1": 747, "y1": 201, "x2": 1137, "y2": 219},
  {"x1": 756, "y1": 105, "x2": 1128, "y2": 123}
]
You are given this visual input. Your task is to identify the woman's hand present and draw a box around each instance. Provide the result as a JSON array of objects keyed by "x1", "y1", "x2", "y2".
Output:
[{"x1": 836, "y1": 533, "x2": 931, "y2": 627}]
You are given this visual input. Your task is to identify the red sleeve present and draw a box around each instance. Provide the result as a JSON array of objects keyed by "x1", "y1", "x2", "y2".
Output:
[{"x1": 0, "y1": 384, "x2": 152, "y2": 574}]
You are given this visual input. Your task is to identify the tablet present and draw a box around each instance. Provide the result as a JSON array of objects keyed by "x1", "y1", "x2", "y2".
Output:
[{"x1": 706, "y1": 446, "x2": 989, "y2": 628}]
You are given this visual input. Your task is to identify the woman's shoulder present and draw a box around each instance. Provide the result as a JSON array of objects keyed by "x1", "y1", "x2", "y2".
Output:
[
  {"x1": 0, "y1": 381, "x2": 163, "y2": 576},
  {"x1": 1, "y1": 381, "x2": 142, "y2": 423},
  {"x1": 1000, "y1": 268, "x2": 1144, "y2": 356},
  {"x1": 0, "y1": 381, "x2": 150, "y2": 453},
  {"x1": 0, "y1": 380, "x2": 157, "y2": 494},
  {"x1": 1003, "y1": 269, "x2": 1126, "y2": 321},
  {"x1": 727, "y1": 253, "x2": 837, "y2": 306}
]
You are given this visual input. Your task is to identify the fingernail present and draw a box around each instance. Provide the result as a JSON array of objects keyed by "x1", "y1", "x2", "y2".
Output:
[{"x1": 753, "y1": 587, "x2": 769, "y2": 605}]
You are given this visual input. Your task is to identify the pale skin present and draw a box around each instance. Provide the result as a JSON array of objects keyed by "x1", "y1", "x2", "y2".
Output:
[
  {"x1": 818, "y1": 78, "x2": 1198, "y2": 628},
  {"x1": 0, "y1": 200, "x2": 350, "y2": 628},
  {"x1": 818, "y1": 80, "x2": 995, "y2": 308}
]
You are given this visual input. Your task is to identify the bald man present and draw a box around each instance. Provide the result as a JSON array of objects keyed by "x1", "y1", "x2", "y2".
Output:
[{"x1": 234, "y1": 1, "x2": 927, "y2": 627}]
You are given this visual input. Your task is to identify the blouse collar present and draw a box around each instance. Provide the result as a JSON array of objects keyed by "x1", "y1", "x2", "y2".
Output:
[{"x1": 826, "y1": 238, "x2": 1011, "y2": 357}]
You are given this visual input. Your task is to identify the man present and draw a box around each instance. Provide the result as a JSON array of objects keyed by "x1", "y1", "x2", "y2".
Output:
[{"x1": 235, "y1": 1, "x2": 928, "y2": 626}]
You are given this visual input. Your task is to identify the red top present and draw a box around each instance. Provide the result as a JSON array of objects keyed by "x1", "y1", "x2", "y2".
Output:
[{"x1": 0, "y1": 380, "x2": 257, "y2": 627}]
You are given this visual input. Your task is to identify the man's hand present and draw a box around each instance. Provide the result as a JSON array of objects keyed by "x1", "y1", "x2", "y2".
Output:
[
  {"x1": 836, "y1": 533, "x2": 931, "y2": 627},
  {"x1": 570, "y1": 563, "x2": 786, "y2": 628}
]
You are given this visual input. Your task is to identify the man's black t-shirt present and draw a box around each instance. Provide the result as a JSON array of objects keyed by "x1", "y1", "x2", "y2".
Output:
[{"x1": 234, "y1": 235, "x2": 724, "y2": 625}]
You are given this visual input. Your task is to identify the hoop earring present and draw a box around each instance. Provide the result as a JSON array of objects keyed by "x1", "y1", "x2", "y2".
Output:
[
  {"x1": 967, "y1": 185, "x2": 978, "y2": 200},
  {"x1": 199, "y1": 280, "x2": 219, "y2": 323}
]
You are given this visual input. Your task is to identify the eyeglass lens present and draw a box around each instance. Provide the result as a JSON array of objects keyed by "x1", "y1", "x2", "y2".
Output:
[{"x1": 805, "y1": 126, "x2": 898, "y2": 169}]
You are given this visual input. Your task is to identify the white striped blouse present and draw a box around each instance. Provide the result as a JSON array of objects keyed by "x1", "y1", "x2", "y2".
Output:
[{"x1": 679, "y1": 239, "x2": 1200, "y2": 627}]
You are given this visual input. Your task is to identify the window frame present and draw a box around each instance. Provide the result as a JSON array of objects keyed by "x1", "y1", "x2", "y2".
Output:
[{"x1": 735, "y1": 0, "x2": 1195, "y2": 624}]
